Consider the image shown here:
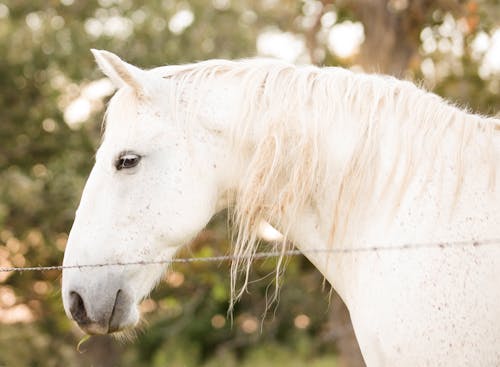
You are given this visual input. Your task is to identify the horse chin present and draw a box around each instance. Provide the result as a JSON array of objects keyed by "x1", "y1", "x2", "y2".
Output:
[{"x1": 79, "y1": 321, "x2": 131, "y2": 335}]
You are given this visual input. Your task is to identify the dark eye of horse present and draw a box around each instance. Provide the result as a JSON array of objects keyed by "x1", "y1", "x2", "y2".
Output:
[{"x1": 115, "y1": 153, "x2": 141, "y2": 170}]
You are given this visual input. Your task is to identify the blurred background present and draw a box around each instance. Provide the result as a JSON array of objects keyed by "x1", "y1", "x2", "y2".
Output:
[{"x1": 0, "y1": 0, "x2": 499, "y2": 366}]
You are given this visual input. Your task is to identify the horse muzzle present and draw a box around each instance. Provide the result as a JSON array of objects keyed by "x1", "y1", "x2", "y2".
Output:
[{"x1": 62, "y1": 273, "x2": 138, "y2": 334}]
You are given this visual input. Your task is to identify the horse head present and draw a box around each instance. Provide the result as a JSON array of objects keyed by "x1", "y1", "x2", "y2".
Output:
[{"x1": 61, "y1": 50, "x2": 232, "y2": 334}]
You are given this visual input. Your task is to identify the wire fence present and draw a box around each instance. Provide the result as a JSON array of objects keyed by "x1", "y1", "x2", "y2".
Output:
[{"x1": 1, "y1": 238, "x2": 499, "y2": 273}]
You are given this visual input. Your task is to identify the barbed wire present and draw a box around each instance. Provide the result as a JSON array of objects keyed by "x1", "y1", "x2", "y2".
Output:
[{"x1": 1, "y1": 238, "x2": 498, "y2": 273}]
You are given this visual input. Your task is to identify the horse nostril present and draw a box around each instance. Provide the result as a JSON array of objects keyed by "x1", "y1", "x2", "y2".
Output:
[
  {"x1": 109, "y1": 288, "x2": 135, "y2": 333},
  {"x1": 69, "y1": 291, "x2": 90, "y2": 325}
]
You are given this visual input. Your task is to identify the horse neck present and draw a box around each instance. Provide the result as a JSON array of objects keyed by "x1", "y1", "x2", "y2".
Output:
[
  {"x1": 215, "y1": 69, "x2": 371, "y2": 238},
  {"x1": 204, "y1": 71, "x2": 343, "y2": 265},
  {"x1": 197, "y1": 69, "x2": 499, "y2": 298}
]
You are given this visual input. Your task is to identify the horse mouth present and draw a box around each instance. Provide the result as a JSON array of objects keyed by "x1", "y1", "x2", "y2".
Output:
[
  {"x1": 78, "y1": 318, "x2": 135, "y2": 335},
  {"x1": 79, "y1": 321, "x2": 116, "y2": 335}
]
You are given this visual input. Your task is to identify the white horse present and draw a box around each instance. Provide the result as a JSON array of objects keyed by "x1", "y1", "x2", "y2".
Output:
[{"x1": 62, "y1": 50, "x2": 500, "y2": 366}]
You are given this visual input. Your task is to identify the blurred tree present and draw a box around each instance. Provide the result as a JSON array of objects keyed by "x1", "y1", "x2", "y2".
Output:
[{"x1": 347, "y1": 0, "x2": 464, "y2": 75}]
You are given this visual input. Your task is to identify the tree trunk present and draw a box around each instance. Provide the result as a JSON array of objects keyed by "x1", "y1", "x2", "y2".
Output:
[{"x1": 350, "y1": 0, "x2": 462, "y2": 76}]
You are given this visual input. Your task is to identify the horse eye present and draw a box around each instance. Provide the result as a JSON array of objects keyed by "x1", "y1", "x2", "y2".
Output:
[{"x1": 115, "y1": 153, "x2": 141, "y2": 170}]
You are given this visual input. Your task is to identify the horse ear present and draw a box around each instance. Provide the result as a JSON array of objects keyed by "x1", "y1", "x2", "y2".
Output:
[{"x1": 91, "y1": 49, "x2": 146, "y2": 96}]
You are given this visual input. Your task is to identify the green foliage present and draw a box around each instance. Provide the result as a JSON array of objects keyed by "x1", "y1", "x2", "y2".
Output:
[{"x1": 0, "y1": 0, "x2": 498, "y2": 365}]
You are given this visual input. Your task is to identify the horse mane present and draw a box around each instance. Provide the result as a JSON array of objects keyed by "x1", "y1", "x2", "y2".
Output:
[{"x1": 154, "y1": 58, "x2": 499, "y2": 307}]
